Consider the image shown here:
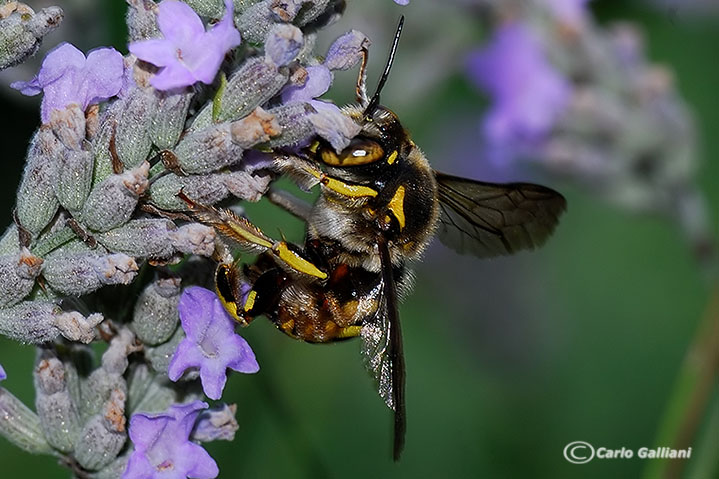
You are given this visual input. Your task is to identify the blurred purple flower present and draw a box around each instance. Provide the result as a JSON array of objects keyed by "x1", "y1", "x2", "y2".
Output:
[
  {"x1": 0, "y1": 364, "x2": 5, "y2": 382},
  {"x1": 467, "y1": 23, "x2": 570, "y2": 154},
  {"x1": 394, "y1": 0, "x2": 409, "y2": 5},
  {"x1": 543, "y1": 0, "x2": 591, "y2": 28},
  {"x1": 123, "y1": 401, "x2": 218, "y2": 479},
  {"x1": 129, "y1": 0, "x2": 241, "y2": 91},
  {"x1": 168, "y1": 287, "x2": 258, "y2": 400},
  {"x1": 11, "y1": 42, "x2": 124, "y2": 123}
]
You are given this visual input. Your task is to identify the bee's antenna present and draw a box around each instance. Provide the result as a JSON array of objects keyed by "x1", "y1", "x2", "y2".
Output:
[{"x1": 363, "y1": 15, "x2": 405, "y2": 121}]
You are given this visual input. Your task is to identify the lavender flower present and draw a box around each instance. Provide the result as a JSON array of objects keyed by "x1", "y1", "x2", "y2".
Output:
[
  {"x1": 168, "y1": 287, "x2": 258, "y2": 400},
  {"x1": 0, "y1": 364, "x2": 5, "y2": 382},
  {"x1": 129, "y1": 0, "x2": 241, "y2": 91},
  {"x1": 394, "y1": 0, "x2": 410, "y2": 5},
  {"x1": 543, "y1": 0, "x2": 591, "y2": 28},
  {"x1": 123, "y1": 401, "x2": 218, "y2": 479},
  {"x1": 10, "y1": 42, "x2": 124, "y2": 123},
  {"x1": 466, "y1": 22, "x2": 570, "y2": 155}
]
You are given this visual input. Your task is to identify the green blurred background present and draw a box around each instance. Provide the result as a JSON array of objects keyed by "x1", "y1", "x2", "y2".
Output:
[{"x1": 0, "y1": 0, "x2": 717, "y2": 477}]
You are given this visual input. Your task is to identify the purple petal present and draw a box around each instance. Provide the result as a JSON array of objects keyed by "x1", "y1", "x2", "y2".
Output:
[
  {"x1": 198, "y1": 360, "x2": 228, "y2": 400},
  {"x1": 180, "y1": 36, "x2": 227, "y2": 84},
  {"x1": 282, "y1": 65, "x2": 332, "y2": 103},
  {"x1": 206, "y1": 0, "x2": 242, "y2": 52},
  {"x1": 227, "y1": 337, "x2": 259, "y2": 374},
  {"x1": 40, "y1": 72, "x2": 83, "y2": 123},
  {"x1": 545, "y1": 0, "x2": 591, "y2": 27},
  {"x1": 169, "y1": 401, "x2": 209, "y2": 438},
  {"x1": 325, "y1": 30, "x2": 370, "y2": 71},
  {"x1": 177, "y1": 287, "x2": 216, "y2": 338},
  {"x1": 82, "y1": 47, "x2": 124, "y2": 107},
  {"x1": 265, "y1": 24, "x2": 302, "y2": 67},
  {"x1": 467, "y1": 23, "x2": 569, "y2": 146},
  {"x1": 167, "y1": 338, "x2": 205, "y2": 381},
  {"x1": 157, "y1": 0, "x2": 205, "y2": 44},
  {"x1": 182, "y1": 443, "x2": 219, "y2": 479},
  {"x1": 150, "y1": 62, "x2": 200, "y2": 90},
  {"x1": 0, "y1": 364, "x2": 6, "y2": 381},
  {"x1": 128, "y1": 413, "x2": 172, "y2": 449},
  {"x1": 37, "y1": 42, "x2": 85, "y2": 86},
  {"x1": 394, "y1": 0, "x2": 409, "y2": 4},
  {"x1": 10, "y1": 77, "x2": 42, "y2": 96},
  {"x1": 122, "y1": 451, "x2": 156, "y2": 479},
  {"x1": 129, "y1": 39, "x2": 178, "y2": 68}
]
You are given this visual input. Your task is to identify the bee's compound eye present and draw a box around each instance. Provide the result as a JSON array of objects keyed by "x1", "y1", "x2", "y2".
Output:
[{"x1": 320, "y1": 138, "x2": 385, "y2": 166}]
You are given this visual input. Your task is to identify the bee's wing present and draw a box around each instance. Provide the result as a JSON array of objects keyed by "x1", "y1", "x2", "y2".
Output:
[
  {"x1": 360, "y1": 237, "x2": 406, "y2": 461},
  {"x1": 434, "y1": 171, "x2": 566, "y2": 258}
]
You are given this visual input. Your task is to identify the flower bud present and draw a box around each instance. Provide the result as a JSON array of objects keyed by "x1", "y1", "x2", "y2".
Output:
[
  {"x1": 132, "y1": 277, "x2": 181, "y2": 345},
  {"x1": 0, "y1": 300, "x2": 62, "y2": 344},
  {"x1": 130, "y1": 375, "x2": 179, "y2": 415},
  {"x1": 183, "y1": 0, "x2": 223, "y2": 17},
  {"x1": 149, "y1": 89, "x2": 194, "y2": 149},
  {"x1": 265, "y1": 23, "x2": 303, "y2": 67},
  {"x1": 0, "y1": 225, "x2": 19, "y2": 255},
  {"x1": 80, "y1": 161, "x2": 149, "y2": 232},
  {"x1": 235, "y1": 1, "x2": 276, "y2": 44},
  {"x1": 0, "y1": 5, "x2": 63, "y2": 69},
  {"x1": 55, "y1": 149, "x2": 94, "y2": 212},
  {"x1": 96, "y1": 219, "x2": 177, "y2": 259},
  {"x1": 48, "y1": 104, "x2": 86, "y2": 151},
  {"x1": 295, "y1": 0, "x2": 333, "y2": 27},
  {"x1": 115, "y1": 87, "x2": 154, "y2": 169},
  {"x1": 267, "y1": 102, "x2": 316, "y2": 148},
  {"x1": 126, "y1": 363, "x2": 153, "y2": 413},
  {"x1": 15, "y1": 128, "x2": 60, "y2": 236},
  {"x1": 215, "y1": 57, "x2": 288, "y2": 123},
  {"x1": 172, "y1": 123, "x2": 243, "y2": 174},
  {"x1": 0, "y1": 388, "x2": 52, "y2": 454},
  {"x1": 170, "y1": 224, "x2": 216, "y2": 257},
  {"x1": 230, "y1": 107, "x2": 281, "y2": 148},
  {"x1": 191, "y1": 403, "x2": 238, "y2": 442},
  {"x1": 0, "y1": 248, "x2": 43, "y2": 307},
  {"x1": 146, "y1": 326, "x2": 184, "y2": 374},
  {"x1": 43, "y1": 250, "x2": 138, "y2": 296},
  {"x1": 126, "y1": 0, "x2": 159, "y2": 41},
  {"x1": 81, "y1": 329, "x2": 137, "y2": 417},
  {"x1": 91, "y1": 100, "x2": 122, "y2": 187},
  {"x1": 34, "y1": 353, "x2": 80, "y2": 452},
  {"x1": 325, "y1": 30, "x2": 370, "y2": 71},
  {"x1": 74, "y1": 389, "x2": 127, "y2": 471},
  {"x1": 148, "y1": 172, "x2": 228, "y2": 211},
  {"x1": 222, "y1": 168, "x2": 272, "y2": 202}
]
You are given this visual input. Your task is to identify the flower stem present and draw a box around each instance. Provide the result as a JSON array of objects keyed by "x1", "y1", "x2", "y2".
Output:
[{"x1": 643, "y1": 283, "x2": 719, "y2": 479}]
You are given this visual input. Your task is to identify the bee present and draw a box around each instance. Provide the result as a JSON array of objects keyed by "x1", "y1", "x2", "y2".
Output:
[{"x1": 179, "y1": 16, "x2": 566, "y2": 460}]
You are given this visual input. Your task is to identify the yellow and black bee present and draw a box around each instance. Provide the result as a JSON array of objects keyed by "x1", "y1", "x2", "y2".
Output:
[{"x1": 179, "y1": 17, "x2": 566, "y2": 460}]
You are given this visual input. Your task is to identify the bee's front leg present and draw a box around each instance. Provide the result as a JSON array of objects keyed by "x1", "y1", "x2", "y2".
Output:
[{"x1": 177, "y1": 191, "x2": 329, "y2": 281}]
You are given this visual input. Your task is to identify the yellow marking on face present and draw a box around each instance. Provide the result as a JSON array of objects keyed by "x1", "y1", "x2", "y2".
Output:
[
  {"x1": 388, "y1": 185, "x2": 406, "y2": 230},
  {"x1": 387, "y1": 150, "x2": 398, "y2": 165},
  {"x1": 274, "y1": 242, "x2": 328, "y2": 279},
  {"x1": 243, "y1": 290, "x2": 257, "y2": 312}
]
